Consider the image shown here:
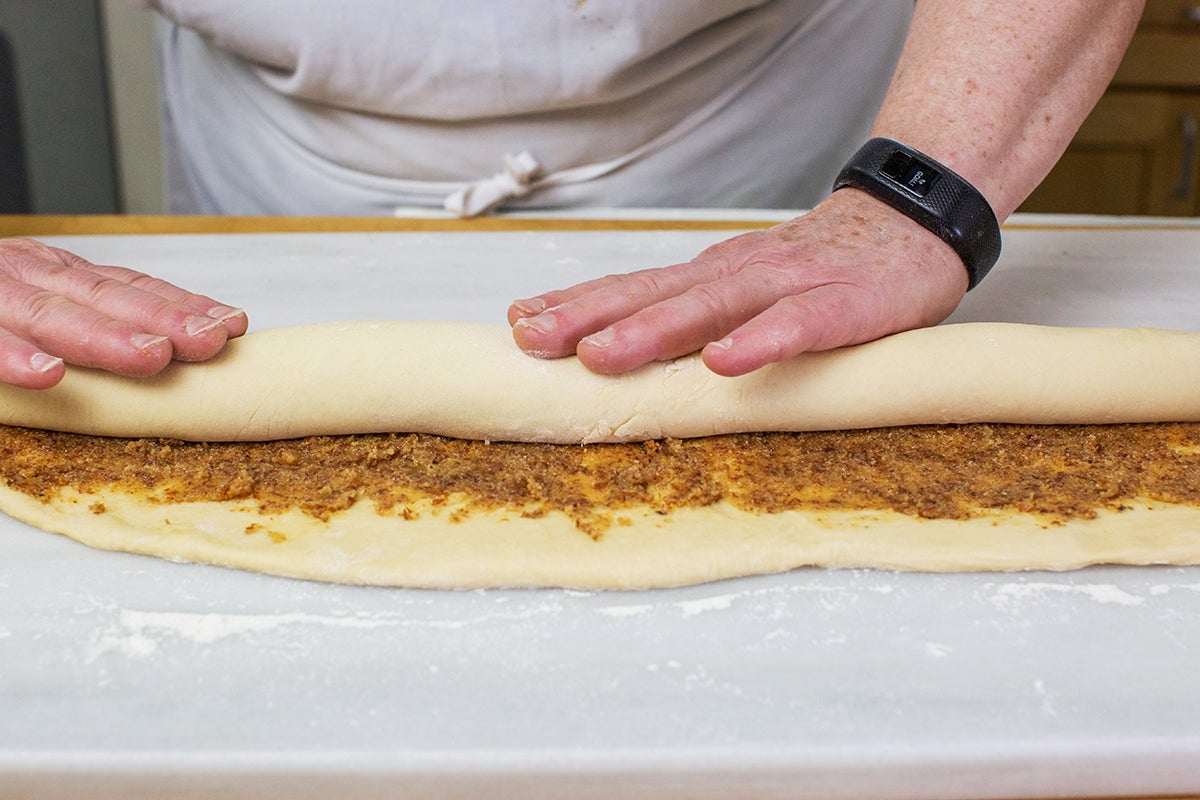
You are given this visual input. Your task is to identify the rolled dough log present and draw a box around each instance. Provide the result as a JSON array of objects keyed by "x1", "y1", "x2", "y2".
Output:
[{"x1": 2, "y1": 320, "x2": 1200, "y2": 442}]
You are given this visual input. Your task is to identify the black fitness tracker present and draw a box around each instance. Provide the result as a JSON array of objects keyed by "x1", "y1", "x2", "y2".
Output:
[{"x1": 832, "y1": 138, "x2": 1001, "y2": 290}]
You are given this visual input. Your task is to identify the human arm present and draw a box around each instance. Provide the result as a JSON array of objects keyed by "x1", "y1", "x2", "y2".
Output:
[
  {"x1": 0, "y1": 237, "x2": 247, "y2": 389},
  {"x1": 508, "y1": 0, "x2": 1146, "y2": 376}
]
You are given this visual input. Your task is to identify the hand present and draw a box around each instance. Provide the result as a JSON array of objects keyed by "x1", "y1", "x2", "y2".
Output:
[
  {"x1": 509, "y1": 190, "x2": 970, "y2": 376},
  {"x1": 0, "y1": 237, "x2": 248, "y2": 389}
]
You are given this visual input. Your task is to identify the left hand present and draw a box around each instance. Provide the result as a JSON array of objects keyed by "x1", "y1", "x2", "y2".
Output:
[
  {"x1": 508, "y1": 190, "x2": 969, "y2": 376},
  {"x1": 0, "y1": 237, "x2": 248, "y2": 389}
]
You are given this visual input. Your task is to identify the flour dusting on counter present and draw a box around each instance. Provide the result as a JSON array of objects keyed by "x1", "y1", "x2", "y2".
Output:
[
  {"x1": 86, "y1": 609, "x2": 396, "y2": 662},
  {"x1": 1150, "y1": 582, "x2": 1200, "y2": 596},
  {"x1": 924, "y1": 642, "x2": 952, "y2": 659},
  {"x1": 595, "y1": 603, "x2": 654, "y2": 618},
  {"x1": 986, "y1": 581, "x2": 1146, "y2": 609},
  {"x1": 675, "y1": 593, "x2": 739, "y2": 617},
  {"x1": 1032, "y1": 679, "x2": 1058, "y2": 717},
  {"x1": 79, "y1": 594, "x2": 572, "y2": 661},
  {"x1": 120, "y1": 609, "x2": 394, "y2": 643},
  {"x1": 592, "y1": 578, "x2": 899, "y2": 620}
]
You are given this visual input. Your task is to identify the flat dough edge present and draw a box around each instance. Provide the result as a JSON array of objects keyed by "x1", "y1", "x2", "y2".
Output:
[
  {"x1": 3, "y1": 320, "x2": 1200, "y2": 442},
  {"x1": 6, "y1": 484, "x2": 1199, "y2": 589}
]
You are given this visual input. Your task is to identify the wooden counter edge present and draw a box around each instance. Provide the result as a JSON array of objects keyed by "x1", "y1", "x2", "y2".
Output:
[
  {"x1": 2, "y1": 214, "x2": 1198, "y2": 238},
  {"x1": 0, "y1": 215, "x2": 780, "y2": 237}
]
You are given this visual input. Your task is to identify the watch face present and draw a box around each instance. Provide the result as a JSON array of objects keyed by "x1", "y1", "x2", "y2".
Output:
[{"x1": 879, "y1": 149, "x2": 940, "y2": 197}]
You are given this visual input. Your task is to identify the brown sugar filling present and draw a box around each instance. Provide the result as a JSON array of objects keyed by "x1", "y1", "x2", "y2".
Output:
[{"x1": 3, "y1": 422, "x2": 1200, "y2": 538}]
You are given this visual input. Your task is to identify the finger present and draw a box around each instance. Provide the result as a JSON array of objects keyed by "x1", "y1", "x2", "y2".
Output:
[
  {"x1": 697, "y1": 284, "x2": 874, "y2": 377},
  {"x1": 507, "y1": 273, "x2": 632, "y2": 325},
  {"x1": 511, "y1": 261, "x2": 727, "y2": 358},
  {"x1": 86, "y1": 264, "x2": 248, "y2": 350},
  {"x1": 5, "y1": 253, "x2": 231, "y2": 362},
  {"x1": 700, "y1": 277, "x2": 960, "y2": 377},
  {"x1": 7, "y1": 243, "x2": 246, "y2": 345},
  {"x1": 0, "y1": 326, "x2": 66, "y2": 389},
  {"x1": 570, "y1": 263, "x2": 809, "y2": 373},
  {"x1": 0, "y1": 278, "x2": 175, "y2": 377},
  {"x1": 69, "y1": 256, "x2": 249, "y2": 339}
]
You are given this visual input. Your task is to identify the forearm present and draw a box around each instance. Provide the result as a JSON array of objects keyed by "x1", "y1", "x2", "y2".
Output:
[{"x1": 871, "y1": 0, "x2": 1144, "y2": 220}]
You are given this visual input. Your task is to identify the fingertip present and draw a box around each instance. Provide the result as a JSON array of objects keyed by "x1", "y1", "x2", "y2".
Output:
[
  {"x1": 700, "y1": 338, "x2": 757, "y2": 378},
  {"x1": 512, "y1": 313, "x2": 576, "y2": 359},
  {"x1": 510, "y1": 326, "x2": 561, "y2": 360},
  {"x1": 575, "y1": 329, "x2": 617, "y2": 373},
  {"x1": 172, "y1": 314, "x2": 230, "y2": 362},
  {"x1": 707, "y1": 336, "x2": 733, "y2": 354},
  {"x1": 512, "y1": 312, "x2": 554, "y2": 338},
  {"x1": 208, "y1": 305, "x2": 249, "y2": 339},
  {"x1": 574, "y1": 351, "x2": 625, "y2": 375},
  {"x1": 0, "y1": 350, "x2": 65, "y2": 390},
  {"x1": 508, "y1": 298, "x2": 546, "y2": 326},
  {"x1": 185, "y1": 314, "x2": 224, "y2": 338},
  {"x1": 117, "y1": 332, "x2": 175, "y2": 376},
  {"x1": 23, "y1": 352, "x2": 66, "y2": 389},
  {"x1": 575, "y1": 327, "x2": 650, "y2": 375}
]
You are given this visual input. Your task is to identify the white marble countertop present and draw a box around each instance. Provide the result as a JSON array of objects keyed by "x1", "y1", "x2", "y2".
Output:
[{"x1": 2, "y1": 215, "x2": 1199, "y2": 799}]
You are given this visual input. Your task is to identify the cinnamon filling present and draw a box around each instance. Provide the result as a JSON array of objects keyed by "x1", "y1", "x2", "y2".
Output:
[{"x1": 4, "y1": 423, "x2": 1200, "y2": 538}]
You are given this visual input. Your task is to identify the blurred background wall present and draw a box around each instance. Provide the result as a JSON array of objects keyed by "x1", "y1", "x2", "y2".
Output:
[{"x1": 0, "y1": 0, "x2": 162, "y2": 214}]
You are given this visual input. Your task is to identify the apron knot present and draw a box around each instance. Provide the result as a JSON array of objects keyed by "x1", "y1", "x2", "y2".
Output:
[{"x1": 444, "y1": 151, "x2": 542, "y2": 217}]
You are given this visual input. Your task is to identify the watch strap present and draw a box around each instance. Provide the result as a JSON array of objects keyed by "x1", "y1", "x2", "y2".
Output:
[{"x1": 832, "y1": 138, "x2": 1001, "y2": 290}]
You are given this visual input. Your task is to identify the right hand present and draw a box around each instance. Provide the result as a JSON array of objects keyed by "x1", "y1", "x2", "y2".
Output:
[
  {"x1": 508, "y1": 189, "x2": 967, "y2": 376},
  {"x1": 0, "y1": 237, "x2": 248, "y2": 389}
]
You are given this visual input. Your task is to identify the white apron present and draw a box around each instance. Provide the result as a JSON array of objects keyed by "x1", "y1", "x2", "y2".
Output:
[{"x1": 148, "y1": 0, "x2": 913, "y2": 215}]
